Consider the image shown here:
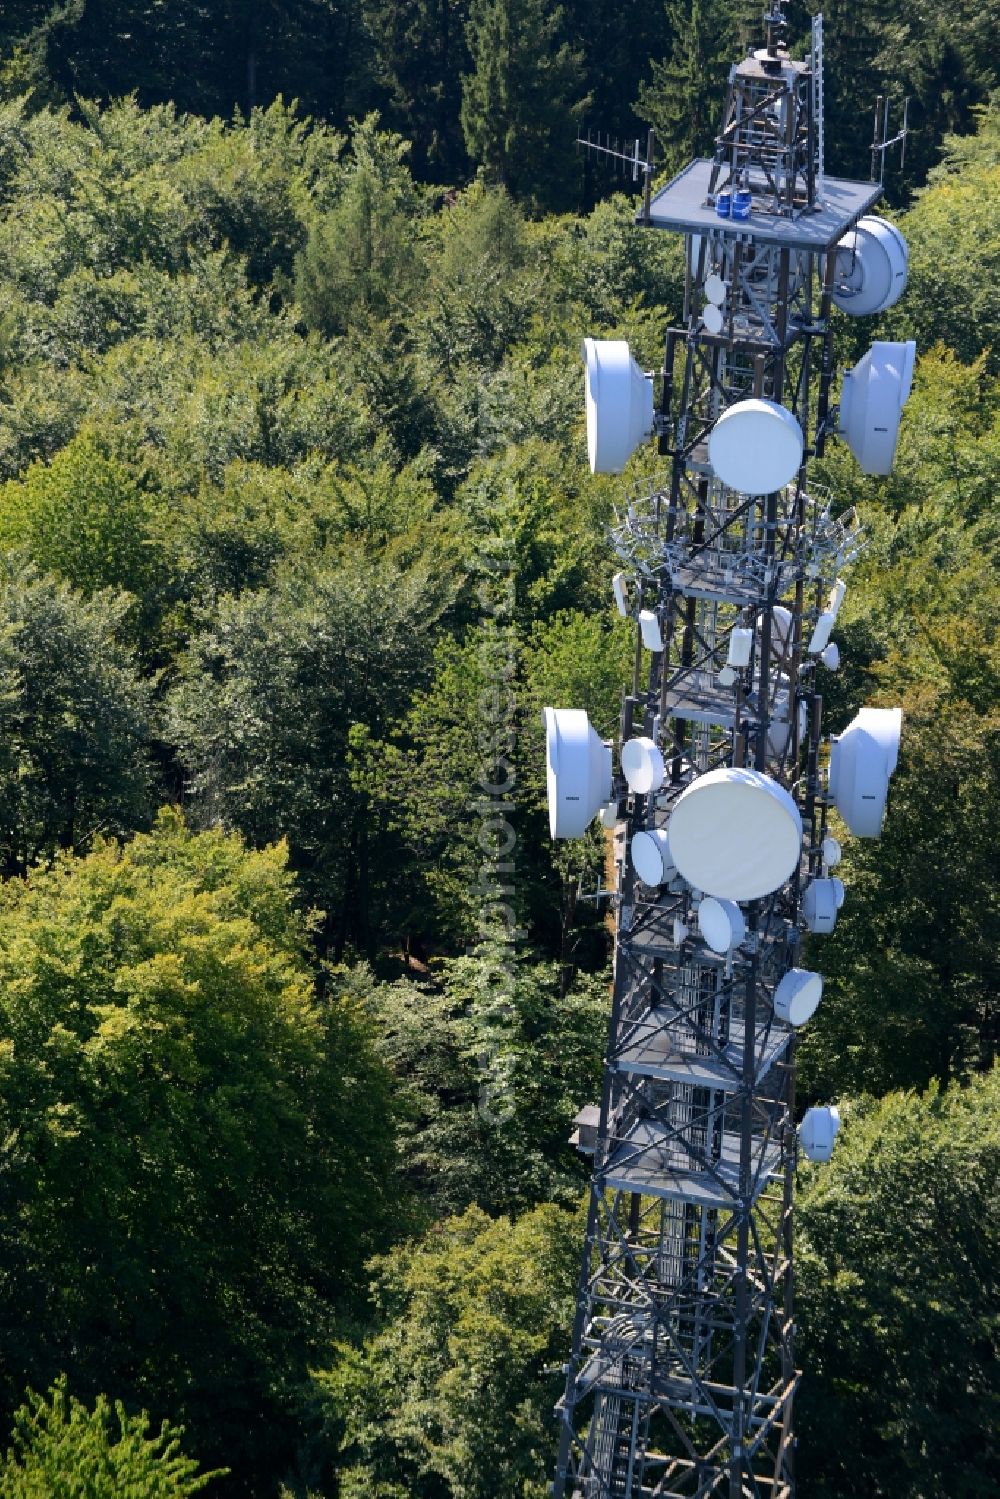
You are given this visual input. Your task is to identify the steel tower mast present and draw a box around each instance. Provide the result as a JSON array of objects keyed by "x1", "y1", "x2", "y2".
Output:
[{"x1": 548, "y1": 9, "x2": 912, "y2": 1498}]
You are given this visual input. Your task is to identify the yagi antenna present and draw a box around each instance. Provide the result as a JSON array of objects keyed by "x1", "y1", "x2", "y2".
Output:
[
  {"x1": 578, "y1": 127, "x2": 657, "y2": 222},
  {"x1": 870, "y1": 94, "x2": 910, "y2": 183}
]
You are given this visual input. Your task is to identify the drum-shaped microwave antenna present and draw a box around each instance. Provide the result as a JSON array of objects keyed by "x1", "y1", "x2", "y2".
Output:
[
  {"x1": 631, "y1": 828, "x2": 675, "y2": 888},
  {"x1": 621, "y1": 736, "x2": 666, "y2": 795},
  {"x1": 543, "y1": 707, "x2": 612, "y2": 838},
  {"x1": 839, "y1": 340, "x2": 916, "y2": 475},
  {"x1": 708, "y1": 399, "x2": 804, "y2": 495},
  {"x1": 802, "y1": 877, "x2": 841, "y2": 934},
  {"x1": 773, "y1": 967, "x2": 824, "y2": 1027},
  {"x1": 667, "y1": 767, "x2": 803, "y2": 901},
  {"x1": 799, "y1": 1104, "x2": 841, "y2": 1163},
  {"x1": 698, "y1": 896, "x2": 746, "y2": 954},
  {"x1": 831, "y1": 215, "x2": 909, "y2": 317},
  {"x1": 828, "y1": 705, "x2": 902, "y2": 838},
  {"x1": 582, "y1": 337, "x2": 655, "y2": 474}
]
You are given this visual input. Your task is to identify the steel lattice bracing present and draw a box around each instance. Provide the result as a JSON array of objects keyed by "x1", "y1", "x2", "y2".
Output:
[{"x1": 552, "y1": 14, "x2": 881, "y2": 1499}]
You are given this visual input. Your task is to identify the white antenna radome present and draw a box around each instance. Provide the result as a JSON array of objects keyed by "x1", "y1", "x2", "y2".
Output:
[
  {"x1": 582, "y1": 338, "x2": 655, "y2": 473},
  {"x1": 839, "y1": 340, "x2": 916, "y2": 474},
  {"x1": 773, "y1": 967, "x2": 824, "y2": 1027},
  {"x1": 621, "y1": 736, "x2": 666, "y2": 795},
  {"x1": 698, "y1": 896, "x2": 746, "y2": 954},
  {"x1": 709, "y1": 399, "x2": 804, "y2": 495},
  {"x1": 831, "y1": 215, "x2": 909, "y2": 317},
  {"x1": 544, "y1": 707, "x2": 612, "y2": 838},
  {"x1": 630, "y1": 828, "x2": 675, "y2": 888},
  {"x1": 800, "y1": 1104, "x2": 841, "y2": 1162},
  {"x1": 666, "y1": 767, "x2": 803, "y2": 901},
  {"x1": 828, "y1": 705, "x2": 902, "y2": 837},
  {"x1": 802, "y1": 877, "x2": 842, "y2": 934}
]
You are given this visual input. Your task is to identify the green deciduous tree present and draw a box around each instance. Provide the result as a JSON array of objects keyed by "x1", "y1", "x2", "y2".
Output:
[
  {"x1": 0, "y1": 1376, "x2": 222, "y2": 1498},
  {"x1": 167, "y1": 557, "x2": 453, "y2": 956},
  {"x1": 317, "y1": 1200, "x2": 582, "y2": 1498},
  {"x1": 0, "y1": 810, "x2": 399, "y2": 1489},
  {"x1": 0, "y1": 563, "x2": 155, "y2": 874},
  {"x1": 335, "y1": 952, "x2": 606, "y2": 1217},
  {"x1": 796, "y1": 1070, "x2": 1000, "y2": 1497}
]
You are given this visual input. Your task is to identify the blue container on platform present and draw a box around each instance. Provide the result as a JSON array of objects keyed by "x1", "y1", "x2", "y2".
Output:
[
  {"x1": 715, "y1": 192, "x2": 732, "y2": 219},
  {"x1": 732, "y1": 189, "x2": 752, "y2": 221}
]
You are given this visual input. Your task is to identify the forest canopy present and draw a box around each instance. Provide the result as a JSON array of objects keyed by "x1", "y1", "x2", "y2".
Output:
[{"x1": 0, "y1": 3, "x2": 996, "y2": 1496}]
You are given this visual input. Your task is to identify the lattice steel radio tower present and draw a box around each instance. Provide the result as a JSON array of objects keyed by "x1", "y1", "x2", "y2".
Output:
[{"x1": 545, "y1": 8, "x2": 913, "y2": 1497}]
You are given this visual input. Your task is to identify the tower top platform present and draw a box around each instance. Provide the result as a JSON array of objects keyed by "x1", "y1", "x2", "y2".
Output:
[{"x1": 640, "y1": 158, "x2": 882, "y2": 251}]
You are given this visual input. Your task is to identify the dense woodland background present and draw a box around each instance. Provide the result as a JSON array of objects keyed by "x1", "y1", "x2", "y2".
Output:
[{"x1": 0, "y1": 1, "x2": 996, "y2": 1495}]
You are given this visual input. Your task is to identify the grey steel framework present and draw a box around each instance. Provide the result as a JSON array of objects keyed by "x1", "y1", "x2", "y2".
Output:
[{"x1": 553, "y1": 13, "x2": 878, "y2": 1499}]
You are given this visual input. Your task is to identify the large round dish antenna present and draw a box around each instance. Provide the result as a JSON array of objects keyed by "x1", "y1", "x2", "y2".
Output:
[
  {"x1": 773, "y1": 967, "x2": 823, "y2": 1027},
  {"x1": 582, "y1": 338, "x2": 655, "y2": 474},
  {"x1": 708, "y1": 399, "x2": 803, "y2": 495},
  {"x1": 839, "y1": 340, "x2": 916, "y2": 475},
  {"x1": 831, "y1": 215, "x2": 909, "y2": 317},
  {"x1": 543, "y1": 707, "x2": 612, "y2": 839},
  {"x1": 667, "y1": 767, "x2": 802, "y2": 901},
  {"x1": 828, "y1": 705, "x2": 902, "y2": 838}
]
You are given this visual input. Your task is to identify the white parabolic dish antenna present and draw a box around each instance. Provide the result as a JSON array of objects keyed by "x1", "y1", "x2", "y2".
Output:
[
  {"x1": 667, "y1": 767, "x2": 803, "y2": 901},
  {"x1": 800, "y1": 1104, "x2": 841, "y2": 1163},
  {"x1": 829, "y1": 705, "x2": 902, "y2": 838},
  {"x1": 631, "y1": 828, "x2": 675, "y2": 888},
  {"x1": 543, "y1": 707, "x2": 612, "y2": 839},
  {"x1": 839, "y1": 340, "x2": 916, "y2": 475},
  {"x1": 831, "y1": 215, "x2": 909, "y2": 317},
  {"x1": 708, "y1": 399, "x2": 804, "y2": 496},
  {"x1": 582, "y1": 337, "x2": 655, "y2": 474},
  {"x1": 773, "y1": 967, "x2": 824, "y2": 1027},
  {"x1": 698, "y1": 896, "x2": 746, "y2": 954},
  {"x1": 621, "y1": 736, "x2": 665, "y2": 795}
]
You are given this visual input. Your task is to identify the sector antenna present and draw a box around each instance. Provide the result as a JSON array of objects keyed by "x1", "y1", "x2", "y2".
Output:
[{"x1": 548, "y1": 8, "x2": 911, "y2": 1497}]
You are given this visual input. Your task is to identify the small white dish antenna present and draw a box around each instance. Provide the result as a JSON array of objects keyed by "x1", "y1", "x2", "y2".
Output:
[
  {"x1": 718, "y1": 664, "x2": 737, "y2": 688},
  {"x1": 773, "y1": 967, "x2": 824, "y2": 1027},
  {"x1": 698, "y1": 896, "x2": 746, "y2": 954},
  {"x1": 820, "y1": 642, "x2": 841, "y2": 671},
  {"x1": 543, "y1": 707, "x2": 612, "y2": 838},
  {"x1": 582, "y1": 337, "x2": 655, "y2": 474},
  {"x1": 705, "y1": 272, "x2": 727, "y2": 305},
  {"x1": 667, "y1": 767, "x2": 803, "y2": 901},
  {"x1": 821, "y1": 834, "x2": 842, "y2": 867},
  {"x1": 828, "y1": 705, "x2": 902, "y2": 838},
  {"x1": 702, "y1": 304, "x2": 724, "y2": 335},
  {"x1": 802, "y1": 877, "x2": 840, "y2": 934},
  {"x1": 638, "y1": 609, "x2": 663, "y2": 652},
  {"x1": 727, "y1": 627, "x2": 753, "y2": 669},
  {"x1": 709, "y1": 399, "x2": 804, "y2": 495},
  {"x1": 612, "y1": 572, "x2": 629, "y2": 617},
  {"x1": 631, "y1": 828, "x2": 675, "y2": 888},
  {"x1": 621, "y1": 736, "x2": 666, "y2": 795},
  {"x1": 831, "y1": 215, "x2": 909, "y2": 317},
  {"x1": 839, "y1": 340, "x2": 916, "y2": 475},
  {"x1": 800, "y1": 1104, "x2": 841, "y2": 1162}
]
